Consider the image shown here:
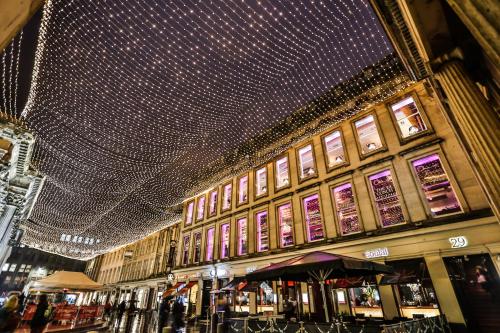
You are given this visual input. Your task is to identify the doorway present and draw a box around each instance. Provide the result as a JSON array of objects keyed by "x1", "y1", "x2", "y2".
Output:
[{"x1": 443, "y1": 254, "x2": 500, "y2": 333}]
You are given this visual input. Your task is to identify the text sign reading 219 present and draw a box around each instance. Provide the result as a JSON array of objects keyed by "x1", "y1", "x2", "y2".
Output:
[{"x1": 449, "y1": 236, "x2": 468, "y2": 248}]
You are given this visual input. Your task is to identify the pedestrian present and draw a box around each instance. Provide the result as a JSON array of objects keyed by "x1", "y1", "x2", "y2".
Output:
[
  {"x1": 29, "y1": 294, "x2": 50, "y2": 333},
  {"x1": 0, "y1": 294, "x2": 21, "y2": 332},
  {"x1": 116, "y1": 300, "x2": 126, "y2": 326},
  {"x1": 171, "y1": 299, "x2": 185, "y2": 332},
  {"x1": 104, "y1": 301, "x2": 112, "y2": 320},
  {"x1": 157, "y1": 296, "x2": 171, "y2": 333},
  {"x1": 17, "y1": 293, "x2": 26, "y2": 314}
]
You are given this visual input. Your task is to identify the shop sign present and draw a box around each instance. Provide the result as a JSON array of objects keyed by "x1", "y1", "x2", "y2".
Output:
[
  {"x1": 167, "y1": 273, "x2": 175, "y2": 281},
  {"x1": 449, "y1": 236, "x2": 468, "y2": 248},
  {"x1": 364, "y1": 247, "x2": 389, "y2": 259},
  {"x1": 246, "y1": 266, "x2": 256, "y2": 273}
]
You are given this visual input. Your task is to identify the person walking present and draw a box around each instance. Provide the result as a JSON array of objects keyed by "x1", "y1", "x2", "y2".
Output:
[
  {"x1": 171, "y1": 299, "x2": 185, "y2": 333},
  {"x1": 116, "y1": 300, "x2": 126, "y2": 328},
  {"x1": 0, "y1": 294, "x2": 21, "y2": 333},
  {"x1": 157, "y1": 296, "x2": 171, "y2": 333},
  {"x1": 29, "y1": 294, "x2": 49, "y2": 333}
]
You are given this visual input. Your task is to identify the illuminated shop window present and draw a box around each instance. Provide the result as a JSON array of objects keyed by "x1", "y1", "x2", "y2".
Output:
[
  {"x1": 238, "y1": 175, "x2": 249, "y2": 205},
  {"x1": 193, "y1": 232, "x2": 202, "y2": 263},
  {"x1": 25, "y1": 265, "x2": 32, "y2": 273},
  {"x1": 196, "y1": 196, "x2": 205, "y2": 221},
  {"x1": 220, "y1": 223, "x2": 230, "y2": 259},
  {"x1": 206, "y1": 228, "x2": 215, "y2": 261},
  {"x1": 302, "y1": 194, "x2": 324, "y2": 242},
  {"x1": 2, "y1": 263, "x2": 9, "y2": 272},
  {"x1": 65, "y1": 234, "x2": 71, "y2": 242},
  {"x1": 391, "y1": 96, "x2": 427, "y2": 138},
  {"x1": 368, "y1": 170, "x2": 405, "y2": 227},
  {"x1": 323, "y1": 130, "x2": 346, "y2": 169},
  {"x1": 298, "y1": 144, "x2": 316, "y2": 179},
  {"x1": 208, "y1": 189, "x2": 218, "y2": 216},
  {"x1": 355, "y1": 115, "x2": 383, "y2": 155},
  {"x1": 222, "y1": 183, "x2": 232, "y2": 211},
  {"x1": 256, "y1": 211, "x2": 269, "y2": 252},
  {"x1": 237, "y1": 217, "x2": 248, "y2": 255},
  {"x1": 185, "y1": 201, "x2": 194, "y2": 226},
  {"x1": 8, "y1": 264, "x2": 17, "y2": 272},
  {"x1": 275, "y1": 156, "x2": 290, "y2": 189},
  {"x1": 412, "y1": 154, "x2": 462, "y2": 217},
  {"x1": 277, "y1": 203, "x2": 294, "y2": 247},
  {"x1": 182, "y1": 235, "x2": 190, "y2": 265},
  {"x1": 60, "y1": 234, "x2": 66, "y2": 241},
  {"x1": 332, "y1": 183, "x2": 362, "y2": 235},
  {"x1": 255, "y1": 167, "x2": 268, "y2": 197},
  {"x1": 19, "y1": 264, "x2": 26, "y2": 273}
]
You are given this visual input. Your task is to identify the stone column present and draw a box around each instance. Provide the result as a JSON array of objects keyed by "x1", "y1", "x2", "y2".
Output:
[{"x1": 434, "y1": 49, "x2": 500, "y2": 220}]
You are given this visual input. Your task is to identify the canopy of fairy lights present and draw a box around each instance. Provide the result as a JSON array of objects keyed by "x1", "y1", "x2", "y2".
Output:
[{"x1": 2, "y1": 0, "x2": 410, "y2": 258}]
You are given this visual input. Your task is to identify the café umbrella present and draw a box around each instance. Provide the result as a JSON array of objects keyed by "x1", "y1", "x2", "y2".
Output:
[{"x1": 245, "y1": 251, "x2": 393, "y2": 322}]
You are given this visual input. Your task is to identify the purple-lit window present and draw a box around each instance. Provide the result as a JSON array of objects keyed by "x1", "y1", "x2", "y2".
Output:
[
  {"x1": 196, "y1": 196, "x2": 205, "y2": 221},
  {"x1": 185, "y1": 201, "x2": 194, "y2": 226},
  {"x1": 193, "y1": 232, "x2": 202, "y2": 263},
  {"x1": 256, "y1": 211, "x2": 269, "y2": 252},
  {"x1": 208, "y1": 190, "x2": 218, "y2": 217},
  {"x1": 237, "y1": 218, "x2": 248, "y2": 255},
  {"x1": 275, "y1": 156, "x2": 290, "y2": 189},
  {"x1": 412, "y1": 154, "x2": 462, "y2": 217},
  {"x1": 206, "y1": 228, "x2": 215, "y2": 261},
  {"x1": 278, "y1": 203, "x2": 294, "y2": 247},
  {"x1": 182, "y1": 235, "x2": 190, "y2": 265},
  {"x1": 324, "y1": 130, "x2": 346, "y2": 168},
  {"x1": 220, "y1": 223, "x2": 230, "y2": 259},
  {"x1": 368, "y1": 170, "x2": 405, "y2": 227},
  {"x1": 302, "y1": 194, "x2": 324, "y2": 242},
  {"x1": 222, "y1": 183, "x2": 232, "y2": 211},
  {"x1": 255, "y1": 167, "x2": 268, "y2": 197},
  {"x1": 298, "y1": 144, "x2": 316, "y2": 179},
  {"x1": 355, "y1": 115, "x2": 383, "y2": 155},
  {"x1": 238, "y1": 175, "x2": 249, "y2": 205},
  {"x1": 391, "y1": 96, "x2": 427, "y2": 138},
  {"x1": 332, "y1": 183, "x2": 362, "y2": 235}
]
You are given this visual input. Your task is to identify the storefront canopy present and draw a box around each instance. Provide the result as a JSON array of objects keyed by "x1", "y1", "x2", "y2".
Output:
[
  {"x1": 245, "y1": 251, "x2": 394, "y2": 282},
  {"x1": 162, "y1": 282, "x2": 184, "y2": 298},
  {"x1": 31, "y1": 271, "x2": 102, "y2": 291},
  {"x1": 178, "y1": 281, "x2": 198, "y2": 295}
]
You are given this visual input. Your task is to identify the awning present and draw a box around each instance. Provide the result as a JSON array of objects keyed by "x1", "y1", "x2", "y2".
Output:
[
  {"x1": 162, "y1": 282, "x2": 184, "y2": 298},
  {"x1": 178, "y1": 281, "x2": 198, "y2": 295},
  {"x1": 239, "y1": 281, "x2": 260, "y2": 292},
  {"x1": 379, "y1": 258, "x2": 430, "y2": 285},
  {"x1": 220, "y1": 277, "x2": 246, "y2": 291},
  {"x1": 31, "y1": 271, "x2": 102, "y2": 291}
]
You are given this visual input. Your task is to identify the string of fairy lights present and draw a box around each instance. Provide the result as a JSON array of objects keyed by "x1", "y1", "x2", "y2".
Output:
[
  {"x1": 0, "y1": 31, "x2": 23, "y2": 119},
  {"x1": 7, "y1": 0, "x2": 410, "y2": 259}
]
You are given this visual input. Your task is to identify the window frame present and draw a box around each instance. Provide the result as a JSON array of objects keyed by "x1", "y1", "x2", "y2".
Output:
[
  {"x1": 195, "y1": 194, "x2": 206, "y2": 222},
  {"x1": 276, "y1": 201, "x2": 295, "y2": 248},
  {"x1": 208, "y1": 188, "x2": 218, "y2": 218},
  {"x1": 181, "y1": 233, "x2": 191, "y2": 266},
  {"x1": 254, "y1": 165, "x2": 269, "y2": 200},
  {"x1": 255, "y1": 208, "x2": 270, "y2": 253},
  {"x1": 386, "y1": 92, "x2": 432, "y2": 144},
  {"x1": 236, "y1": 173, "x2": 249, "y2": 207},
  {"x1": 273, "y1": 153, "x2": 292, "y2": 192},
  {"x1": 205, "y1": 226, "x2": 215, "y2": 262},
  {"x1": 351, "y1": 112, "x2": 387, "y2": 159},
  {"x1": 184, "y1": 200, "x2": 195, "y2": 227},
  {"x1": 300, "y1": 191, "x2": 326, "y2": 243},
  {"x1": 295, "y1": 141, "x2": 319, "y2": 183},
  {"x1": 365, "y1": 167, "x2": 408, "y2": 228},
  {"x1": 236, "y1": 216, "x2": 249, "y2": 256},
  {"x1": 192, "y1": 231, "x2": 202, "y2": 264},
  {"x1": 220, "y1": 222, "x2": 231, "y2": 259},
  {"x1": 320, "y1": 127, "x2": 349, "y2": 172},
  {"x1": 220, "y1": 181, "x2": 233, "y2": 214},
  {"x1": 329, "y1": 180, "x2": 364, "y2": 236}
]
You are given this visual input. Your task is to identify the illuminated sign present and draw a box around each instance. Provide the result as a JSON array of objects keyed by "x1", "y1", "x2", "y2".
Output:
[
  {"x1": 449, "y1": 236, "x2": 468, "y2": 248},
  {"x1": 364, "y1": 247, "x2": 389, "y2": 259}
]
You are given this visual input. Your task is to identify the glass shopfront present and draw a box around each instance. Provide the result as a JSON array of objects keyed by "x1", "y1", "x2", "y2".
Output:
[
  {"x1": 257, "y1": 281, "x2": 276, "y2": 314},
  {"x1": 332, "y1": 182, "x2": 362, "y2": 235},
  {"x1": 302, "y1": 194, "x2": 324, "y2": 242},
  {"x1": 368, "y1": 170, "x2": 405, "y2": 227}
]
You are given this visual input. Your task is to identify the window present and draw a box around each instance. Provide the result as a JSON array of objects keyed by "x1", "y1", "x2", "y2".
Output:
[
  {"x1": 206, "y1": 227, "x2": 215, "y2": 261},
  {"x1": 256, "y1": 211, "x2": 269, "y2": 252},
  {"x1": 8, "y1": 264, "x2": 17, "y2": 272},
  {"x1": 277, "y1": 203, "x2": 294, "y2": 247},
  {"x1": 332, "y1": 183, "x2": 362, "y2": 235},
  {"x1": 193, "y1": 233, "x2": 202, "y2": 263},
  {"x1": 275, "y1": 156, "x2": 290, "y2": 189},
  {"x1": 237, "y1": 175, "x2": 249, "y2": 205},
  {"x1": 182, "y1": 235, "x2": 190, "y2": 265},
  {"x1": 185, "y1": 201, "x2": 194, "y2": 226},
  {"x1": 390, "y1": 96, "x2": 427, "y2": 139},
  {"x1": 323, "y1": 130, "x2": 346, "y2": 170},
  {"x1": 302, "y1": 194, "x2": 324, "y2": 242},
  {"x1": 60, "y1": 234, "x2": 66, "y2": 241},
  {"x1": 237, "y1": 217, "x2": 248, "y2": 256},
  {"x1": 368, "y1": 170, "x2": 405, "y2": 227},
  {"x1": 221, "y1": 183, "x2": 232, "y2": 212},
  {"x1": 65, "y1": 234, "x2": 71, "y2": 242},
  {"x1": 25, "y1": 265, "x2": 32, "y2": 273},
  {"x1": 3, "y1": 276, "x2": 11, "y2": 285},
  {"x1": 297, "y1": 144, "x2": 317, "y2": 180},
  {"x1": 196, "y1": 196, "x2": 206, "y2": 221},
  {"x1": 354, "y1": 115, "x2": 384, "y2": 155},
  {"x1": 208, "y1": 189, "x2": 218, "y2": 217},
  {"x1": 19, "y1": 264, "x2": 26, "y2": 273},
  {"x1": 255, "y1": 167, "x2": 268, "y2": 198},
  {"x1": 220, "y1": 223, "x2": 230, "y2": 259},
  {"x1": 412, "y1": 154, "x2": 462, "y2": 217},
  {"x1": 2, "y1": 263, "x2": 9, "y2": 272}
]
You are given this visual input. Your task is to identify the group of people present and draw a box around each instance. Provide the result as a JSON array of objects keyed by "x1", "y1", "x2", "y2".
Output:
[
  {"x1": 0, "y1": 293, "x2": 52, "y2": 333},
  {"x1": 157, "y1": 296, "x2": 185, "y2": 333}
]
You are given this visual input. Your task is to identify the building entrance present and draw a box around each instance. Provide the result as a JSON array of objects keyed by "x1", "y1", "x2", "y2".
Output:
[{"x1": 443, "y1": 254, "x2": 500, "y2": 333}]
